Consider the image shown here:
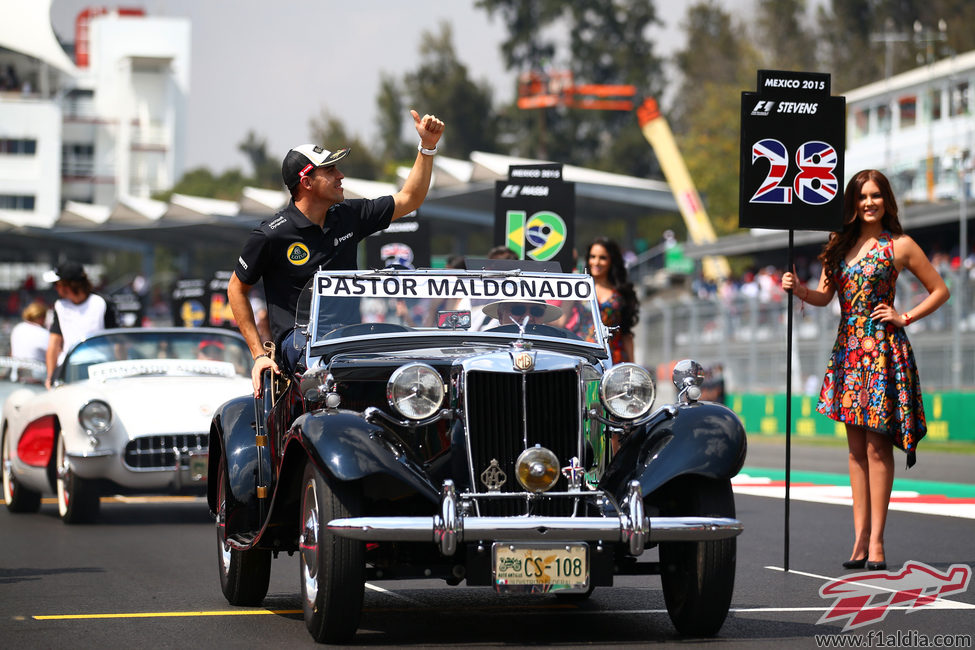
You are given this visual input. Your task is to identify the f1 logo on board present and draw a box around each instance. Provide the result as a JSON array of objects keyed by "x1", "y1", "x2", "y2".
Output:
[
  {"x1": 751, "y1": 100, "x2": 776, "y2": 116},
  {"x1": 501, "y1": 184, "x2": 520, "y2": 198},
  {"x1": 817, "y1": 561, "x2": 972, "y2": 632}
]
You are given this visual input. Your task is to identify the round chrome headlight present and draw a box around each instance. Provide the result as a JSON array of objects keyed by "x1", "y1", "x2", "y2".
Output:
[
  {"x1": 600, "y1": 363, "x2": 655, "y2": 419},
  {"x1": 672, "y1": 359, "x2": 705, "y2": 391},
  {"x1": 515, "y1": 445, "x2": 560, "y2": 493},
  {"x1": 79, "y1": 400, "x2": 112, "y2": 434},
  {"x1": 387, "y1": 363, "x2": 445, "y2": 420}
]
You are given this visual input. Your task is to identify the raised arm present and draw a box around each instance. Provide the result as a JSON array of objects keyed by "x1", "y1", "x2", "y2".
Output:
[{"x1": 391, "y1": 110, "x2": 445, "y2": 220}]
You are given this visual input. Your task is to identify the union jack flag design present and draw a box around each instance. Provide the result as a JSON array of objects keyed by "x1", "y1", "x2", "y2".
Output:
[
  {"x1": 794, "y1": 141, "x2": 838, "y2": 205},
  {"x1": 751, "y1": 138, "x2": 792, "y2": 204}
]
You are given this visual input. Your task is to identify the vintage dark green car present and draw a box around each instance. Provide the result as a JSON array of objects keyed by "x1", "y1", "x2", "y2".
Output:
[{"x1": 208, "y1": 268, "x2": 746, "y2": 643}]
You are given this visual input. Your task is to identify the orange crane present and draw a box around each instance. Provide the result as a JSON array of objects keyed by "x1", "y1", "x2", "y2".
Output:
[{"x1": 517, "y1": 71, "x2": 730, "y2": 280}]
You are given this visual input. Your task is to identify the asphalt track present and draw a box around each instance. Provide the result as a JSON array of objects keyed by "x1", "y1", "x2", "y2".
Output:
[{"x1": 2, "y1": 438, "x2": 973, "y2": 648}]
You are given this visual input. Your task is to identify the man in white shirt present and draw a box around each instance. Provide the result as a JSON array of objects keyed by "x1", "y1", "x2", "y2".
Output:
[{"x1": 43, "y1": 262, "x2": 117, "y2": 387}]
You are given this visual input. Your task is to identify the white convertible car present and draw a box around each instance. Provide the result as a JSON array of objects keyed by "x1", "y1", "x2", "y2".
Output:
[{"x1": 2, "y1": 328, "x2": 252, "y2": 523}]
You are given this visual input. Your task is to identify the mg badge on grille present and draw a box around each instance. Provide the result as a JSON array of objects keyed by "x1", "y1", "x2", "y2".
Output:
[
  {"x1": 511, "y1": 349, "x2": 535, "y2": 371},
  {"x1": 480, "y1": 459, "x2": 507, "y2": 492}
]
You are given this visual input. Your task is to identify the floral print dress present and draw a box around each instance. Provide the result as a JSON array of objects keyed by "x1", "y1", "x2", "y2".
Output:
[
  {"x1": 817, "y1": 232, "x2": 926, "y2": 467},
  {"x1": 570, "y1": 290, "x2": 628, "y2": 364}
]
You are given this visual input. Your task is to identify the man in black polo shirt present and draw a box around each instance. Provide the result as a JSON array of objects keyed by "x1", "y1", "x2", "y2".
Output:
[{"x1": 228, "y1": 109, "x2": 445, "y2": 395}]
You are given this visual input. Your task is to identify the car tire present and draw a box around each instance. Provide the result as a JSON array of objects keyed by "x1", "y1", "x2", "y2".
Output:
[
  {"x1": 299, "y1": 460, "x2": 365, "y2": 644},
  {"x1": 658, "y1": 477, "x2": 736, "y2": 637},
  {"x1": 2, "y1": 431, "x2": 41, "y2": 513},
  {"x1": 56, "y1": 435, "x2": 100, "y2": 524},
  {"x1": 215, "y1": 458, "x2": 271, "y2": 606}
]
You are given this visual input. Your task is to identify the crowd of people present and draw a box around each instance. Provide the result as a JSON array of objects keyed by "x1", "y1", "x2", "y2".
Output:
[{"x1": 686, "y1": 247, "x2": 973, "y2": 313}]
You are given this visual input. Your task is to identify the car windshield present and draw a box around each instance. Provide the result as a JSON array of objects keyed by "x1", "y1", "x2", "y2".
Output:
[
  {"x1": 307, "y1": 269, "x2": 606, "y2": 354},
  {"x1": 62, "y1": 330, "x2": 251, "y2": 383}
]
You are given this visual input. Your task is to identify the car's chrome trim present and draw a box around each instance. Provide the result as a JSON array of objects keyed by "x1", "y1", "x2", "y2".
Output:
[
  {"x1": 66, "y1": 450, "x2": 116, "y2": 458},
  {"x1": 327, "y1": 478, "x2": 741, "y2": 556},
  {"x1": 327, "y1": 515, "x2": 742, "y2": 546}
]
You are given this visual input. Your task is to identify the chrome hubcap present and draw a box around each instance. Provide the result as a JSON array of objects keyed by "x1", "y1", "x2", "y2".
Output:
[
  {"x1": 2, "y1": 439, "x2": 13, "y2": 502},
  {"x1": 56, "y1": 438, "x2": 69, "y2": 515},
  {"x1": 217, "y1": 480, "x2": 231, "y2": 574},
  {"x1": 299, "y1": 478, "x2": 320, "y2": 608}
]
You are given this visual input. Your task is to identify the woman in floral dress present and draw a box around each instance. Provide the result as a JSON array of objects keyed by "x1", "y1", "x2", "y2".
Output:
[
  {"x1": 582, "y1": 238, "x2": 638, "y2": 364},
  {"x1": 781, "y1": 170, "x2": 949, "y2": 571}
]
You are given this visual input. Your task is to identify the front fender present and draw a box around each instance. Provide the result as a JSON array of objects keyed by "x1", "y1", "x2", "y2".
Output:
[
  {"x1": 207, "y1": 394, "x2": 266, "y2": 539},
  {"x1": 292, "y1": 410, "x2": 439, "y2": 503},
  {"x1": 601, "y1": 401, "x2": 747, "y2": 502}
]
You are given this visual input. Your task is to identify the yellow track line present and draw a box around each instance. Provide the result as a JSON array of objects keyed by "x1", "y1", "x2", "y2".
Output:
[{"x1": 35, "y1": 609, "x2": 301, "y2": 620}]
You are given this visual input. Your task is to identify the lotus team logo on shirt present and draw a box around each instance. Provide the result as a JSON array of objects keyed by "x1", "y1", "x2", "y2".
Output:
[{"x1": 287, "y1": 242, "x2": 310, "y2": 265}]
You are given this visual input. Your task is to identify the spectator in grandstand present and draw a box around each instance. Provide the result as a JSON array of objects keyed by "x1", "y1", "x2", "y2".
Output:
[
  {"x1": 583, "y1": 237, "x2": 638, "y2": 364},
  {"x1": 781, "y1": 169, "x2": 949, "y2": 572}
]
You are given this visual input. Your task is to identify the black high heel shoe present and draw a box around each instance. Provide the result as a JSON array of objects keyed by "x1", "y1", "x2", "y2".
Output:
[
  {"x1": 866, "y1": 560, "x2": 887, "y2": 570},
  {"x1": 842, "y1": 557, "x2": 867, "y2": 569}
]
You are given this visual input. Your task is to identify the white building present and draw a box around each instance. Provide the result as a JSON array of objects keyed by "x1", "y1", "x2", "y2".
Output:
[
  {"x1": 0, "y1": 1, "x2": 189, "y2": 229},
  {"x1": 845, "y1": 49, "x2": 974, "y2": 202}
]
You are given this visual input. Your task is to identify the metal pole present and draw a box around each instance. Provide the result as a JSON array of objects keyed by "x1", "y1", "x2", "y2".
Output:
[
  {"x1": 784, "y1": 230, "x2": 794, "y2": 572},
  {"x1": 955, "y1": 165, "x2": 968, "y2": 388}
]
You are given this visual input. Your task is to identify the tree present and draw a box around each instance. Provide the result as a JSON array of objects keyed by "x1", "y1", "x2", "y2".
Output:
[
  {"x1": 401, "y1": 22, "x2": 498, "y2": 158},
  {"x1": 308, "y1": 109, "x2": 382, "y2": 180},
  {"x1": 476, "y1": 0, "x2": 665, "y2": 177},
  {"x1": 817, "y1": 0, "x2": 975, "y2": 92},
  {"x1": 753, "y1": 0, "x2": 818, "y2": 72},
  {"x1": 376, "y1": 73, "x2": 411, "y2": 160},
  {"x1": 154, "y1": 167, "x2": 250, "y2": 202},
  {"x1": 815, "y1": 0, "x2": 885, "y2": 91},
  {"x1": 238, "y1": 130, "x2": 283, "y2": 189},
  {"x1": 669, "y1": 1, "x2": 760, "y2": 236}
]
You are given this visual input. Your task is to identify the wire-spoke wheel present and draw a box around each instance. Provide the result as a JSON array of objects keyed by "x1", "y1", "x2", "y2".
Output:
[
  {"x1": 299, "y1": 460, "x2": 364, "y2": 644},
  {"x1": 215, "y1": 457, "x2": 271, "y2": 605}
]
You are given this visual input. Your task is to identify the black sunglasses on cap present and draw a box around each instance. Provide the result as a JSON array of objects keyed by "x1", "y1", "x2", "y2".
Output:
[{"x1": 509, "y1": 304, "x2": 546, "y2": 318}]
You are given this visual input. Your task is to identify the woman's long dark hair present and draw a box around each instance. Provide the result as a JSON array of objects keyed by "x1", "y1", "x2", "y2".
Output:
[
  {"x1": 819, "y1": 169, "x2": 904, "y2": 287},
  {"x1": 585, "y1": 237, "x2": 638, "y2": 334}
]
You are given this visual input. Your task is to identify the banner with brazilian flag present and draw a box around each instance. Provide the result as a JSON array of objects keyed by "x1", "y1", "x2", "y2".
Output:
[{"x1": 494, "y1": 163, "x2": 575, "y2": 272}]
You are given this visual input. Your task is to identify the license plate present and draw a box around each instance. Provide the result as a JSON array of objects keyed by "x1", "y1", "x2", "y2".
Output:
[
  {"x1": 493, "y1": 543, "x2": 588, "y2": 592},
  {"x1": 188, "y1": 452, "x2": 208, "y2": 482}
]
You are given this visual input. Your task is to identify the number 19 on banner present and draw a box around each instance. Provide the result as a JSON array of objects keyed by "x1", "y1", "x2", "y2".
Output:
[{"x1": 505, "y1": 210, "x2": 567, "y2": 262}]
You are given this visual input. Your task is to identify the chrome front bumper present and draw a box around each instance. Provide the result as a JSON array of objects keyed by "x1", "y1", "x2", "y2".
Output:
[{"x1": 327, "y1": 480, "x2": 743, "y2": 557}]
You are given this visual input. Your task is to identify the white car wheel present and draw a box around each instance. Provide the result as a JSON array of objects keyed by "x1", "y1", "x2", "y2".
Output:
[
  {"x1": 2, "y1": 431, "x2": 41, "y2": 513},
  {"x1": 55, "y1": 436, "x2": 99, "y2": 524}
]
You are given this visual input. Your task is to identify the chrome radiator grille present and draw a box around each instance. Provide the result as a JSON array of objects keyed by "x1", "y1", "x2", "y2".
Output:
[
  {"x1": 464, "y1": 369, "x2": 580, "y2": 515},
  {"x1": 123, "y1": 434, "x2": 207, "y2": 471}
]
